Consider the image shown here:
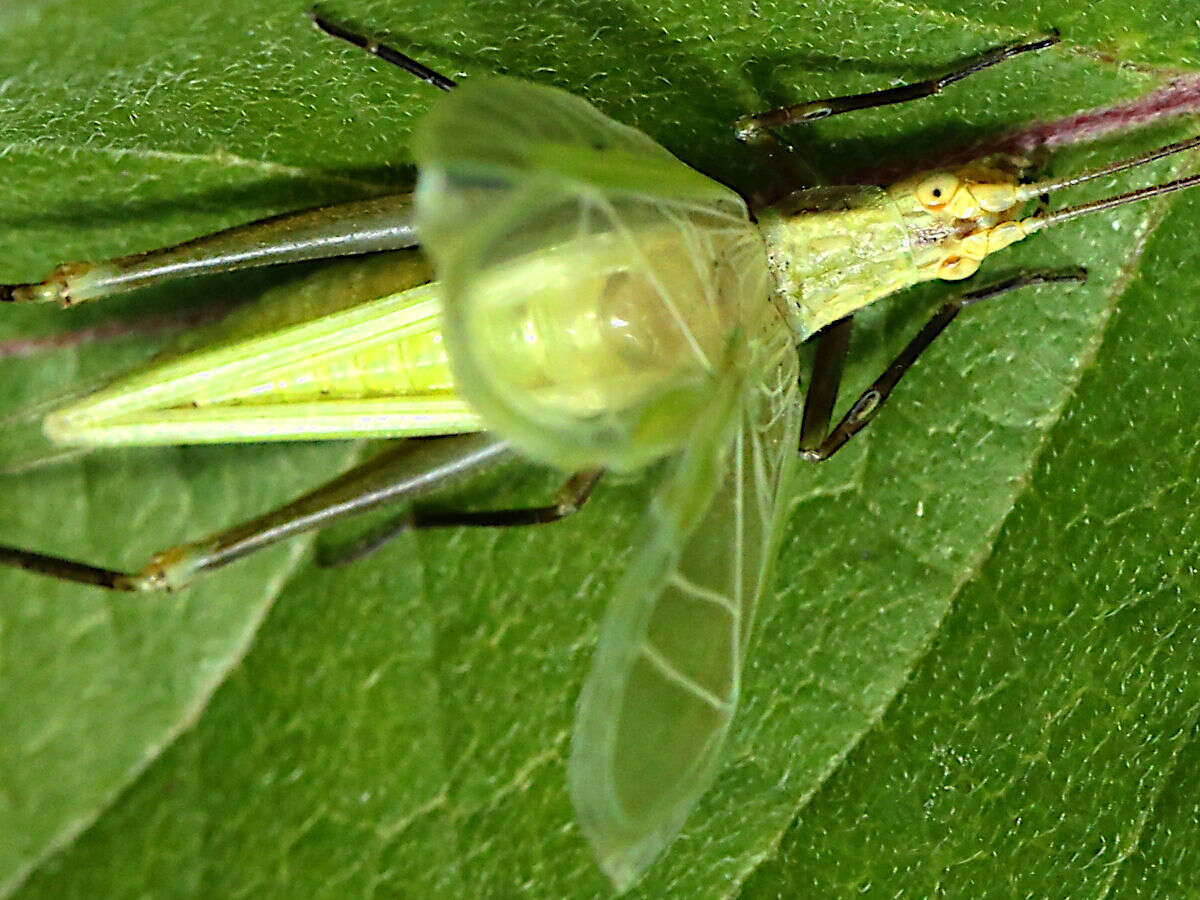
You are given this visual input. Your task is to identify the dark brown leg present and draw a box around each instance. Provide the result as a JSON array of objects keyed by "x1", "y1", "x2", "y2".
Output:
[
  {"x1": 0, "y1": 195, "x2": 423, "y2": 306},
  {"x1": 320, "y1": 468, "x2": 603, "y2": 567},
  {"x1": 735, "y1": 33, "x2": 1058, "y2": 147},
  {"x1": 0, "y1": 435, "x2": 509, "y2": 591},
  {"x1": 1, "y1": 10, "x2": 457, "y2": 308},
  {"x1": 797, "y1": 315, "x2": 853, "y2": 455},
  {"x1": 801, "y1": 269, "x2": 1087, "y2": 462},
  {"x1": 0, "y1": 437, "x2": 604, "y2": 590},
  {"x1": 309, "y1": 10, "x2": 457, "y2": 91}
]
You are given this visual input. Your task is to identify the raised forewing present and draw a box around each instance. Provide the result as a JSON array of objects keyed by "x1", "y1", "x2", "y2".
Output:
[
  {"x1": 411, "y1": 73, "x2": 800, "y2": 887},
  {"x1": 413, "y1": 76, "x2": 768, "y2": 472},
  {"x1": 569, "y1": 330, "x2": 800, "y2": 889}
]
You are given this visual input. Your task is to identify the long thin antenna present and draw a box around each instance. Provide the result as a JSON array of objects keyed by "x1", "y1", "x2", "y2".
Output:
[
  {"x1": 1017, "y1": 134, "x2": 1200, "y2": 201},
  {"x1": 1028, "y1": 171, "x2": 1200, "y2": 231}
]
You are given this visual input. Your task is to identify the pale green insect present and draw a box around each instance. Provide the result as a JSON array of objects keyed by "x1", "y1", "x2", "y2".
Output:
[{"x1": 4, "y1": 19, "x2": 1199, "y2": 890}]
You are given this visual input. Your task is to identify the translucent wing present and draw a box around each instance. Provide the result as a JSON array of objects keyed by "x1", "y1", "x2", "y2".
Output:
[
  {"x1": 411, "y1": 74, "x2": 801, "y2": 887},
  {"x1": 569, "y1": 323, "x2": 799, "y2": 889},
  {"x1": 413, "y1": 76, "x2": 767, "y2": 472}
]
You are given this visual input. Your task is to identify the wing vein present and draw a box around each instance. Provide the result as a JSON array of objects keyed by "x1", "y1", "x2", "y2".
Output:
[
  {"x1": 658, "y1": 197, "x2": 750, "y2": 227},
  {"x1": 595, "y1": 196, "x2": 712, "y2": 370},
  {"x1": 731, "y1": 422, "x2": 746, "y2": 683},
  {"x1": 639, "y1": 639, "x2": 733, "y2": 713},
  {"x1": 667, "y1": 572, "x2": 739, "y2": 617}
]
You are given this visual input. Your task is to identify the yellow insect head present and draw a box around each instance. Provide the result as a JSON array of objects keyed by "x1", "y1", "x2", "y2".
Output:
[{"x1": 888, "y1": 162, "x2": 1040, "y2": 281}]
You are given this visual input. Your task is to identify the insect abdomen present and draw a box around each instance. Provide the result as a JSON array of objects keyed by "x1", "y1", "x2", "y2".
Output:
[
  {"x1": 197, "y1": 303, "x2": 456, "y2": 405},
  {"x1": 43, "y1": 254, "x2": 483, "y2": 446}
]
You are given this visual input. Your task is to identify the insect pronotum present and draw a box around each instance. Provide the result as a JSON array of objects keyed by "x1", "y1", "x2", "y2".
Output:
[{"x1": 3, "y1": 16, "x2": 1199, "y2": 889}]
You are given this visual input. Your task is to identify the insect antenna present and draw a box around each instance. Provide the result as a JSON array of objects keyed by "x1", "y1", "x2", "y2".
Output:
[{"x1": 1017, "y1": 134, "x2": 1200, "y2": 231}]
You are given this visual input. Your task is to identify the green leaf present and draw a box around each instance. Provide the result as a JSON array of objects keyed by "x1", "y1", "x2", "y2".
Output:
[{"x1": 1, "y1": 0, "x2": 1198, "y2": 896}]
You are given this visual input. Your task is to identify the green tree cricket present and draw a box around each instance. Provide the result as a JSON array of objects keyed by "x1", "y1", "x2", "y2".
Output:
[{"x1": 2, "y1": 16, "x2": 1199, "y2": 890}]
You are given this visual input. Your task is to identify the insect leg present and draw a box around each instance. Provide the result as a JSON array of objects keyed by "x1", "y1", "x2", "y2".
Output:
[
  {"x1": 735, "y1": 33, "x2": 1058, "y2": 144},
  {"x1": 0, "y1": 194, "x2": 420, "y2": 307},
  {"x1": 797, "y1": 315, "x2": 853, "y2": 454},
  {"x1": 2, "y1": 11, "x2": 461, "y2": 309},
  {"x1": 410, "y1": 468, "x2": 602, "y2": 528},
  {"x1": 802, "y1": 269, "x2": 1087, "y2": 462},
  {"x1": 0, "y1": 11, "x2": 463, "y2": 309},
  {"x1": 0, "y1": 434, "x2": 511, "y2": 591},
  {"x1": 308, "y1": 11, "x2": 457, "y2": 91},
  {"x1": 320, "y1": 469, "x2": 604, "y2": 567}
]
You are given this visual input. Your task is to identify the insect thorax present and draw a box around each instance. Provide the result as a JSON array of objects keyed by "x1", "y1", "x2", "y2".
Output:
[
  {"x1": 756, "y1": 185, "x2": 925, "y2": 339},
  {"x1": 758, "y1": 166, "x2": 1036, "y2": 339}
]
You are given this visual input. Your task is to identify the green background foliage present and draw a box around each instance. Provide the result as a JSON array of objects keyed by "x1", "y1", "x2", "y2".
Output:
[{"x1": 1, "y1": 0, "x2": 1198, "y2": 895}]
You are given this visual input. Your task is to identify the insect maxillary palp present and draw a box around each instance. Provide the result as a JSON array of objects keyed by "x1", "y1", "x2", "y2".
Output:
[{"x1": 893, "y1": 131, "x2": 1200, "y2": 285}]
